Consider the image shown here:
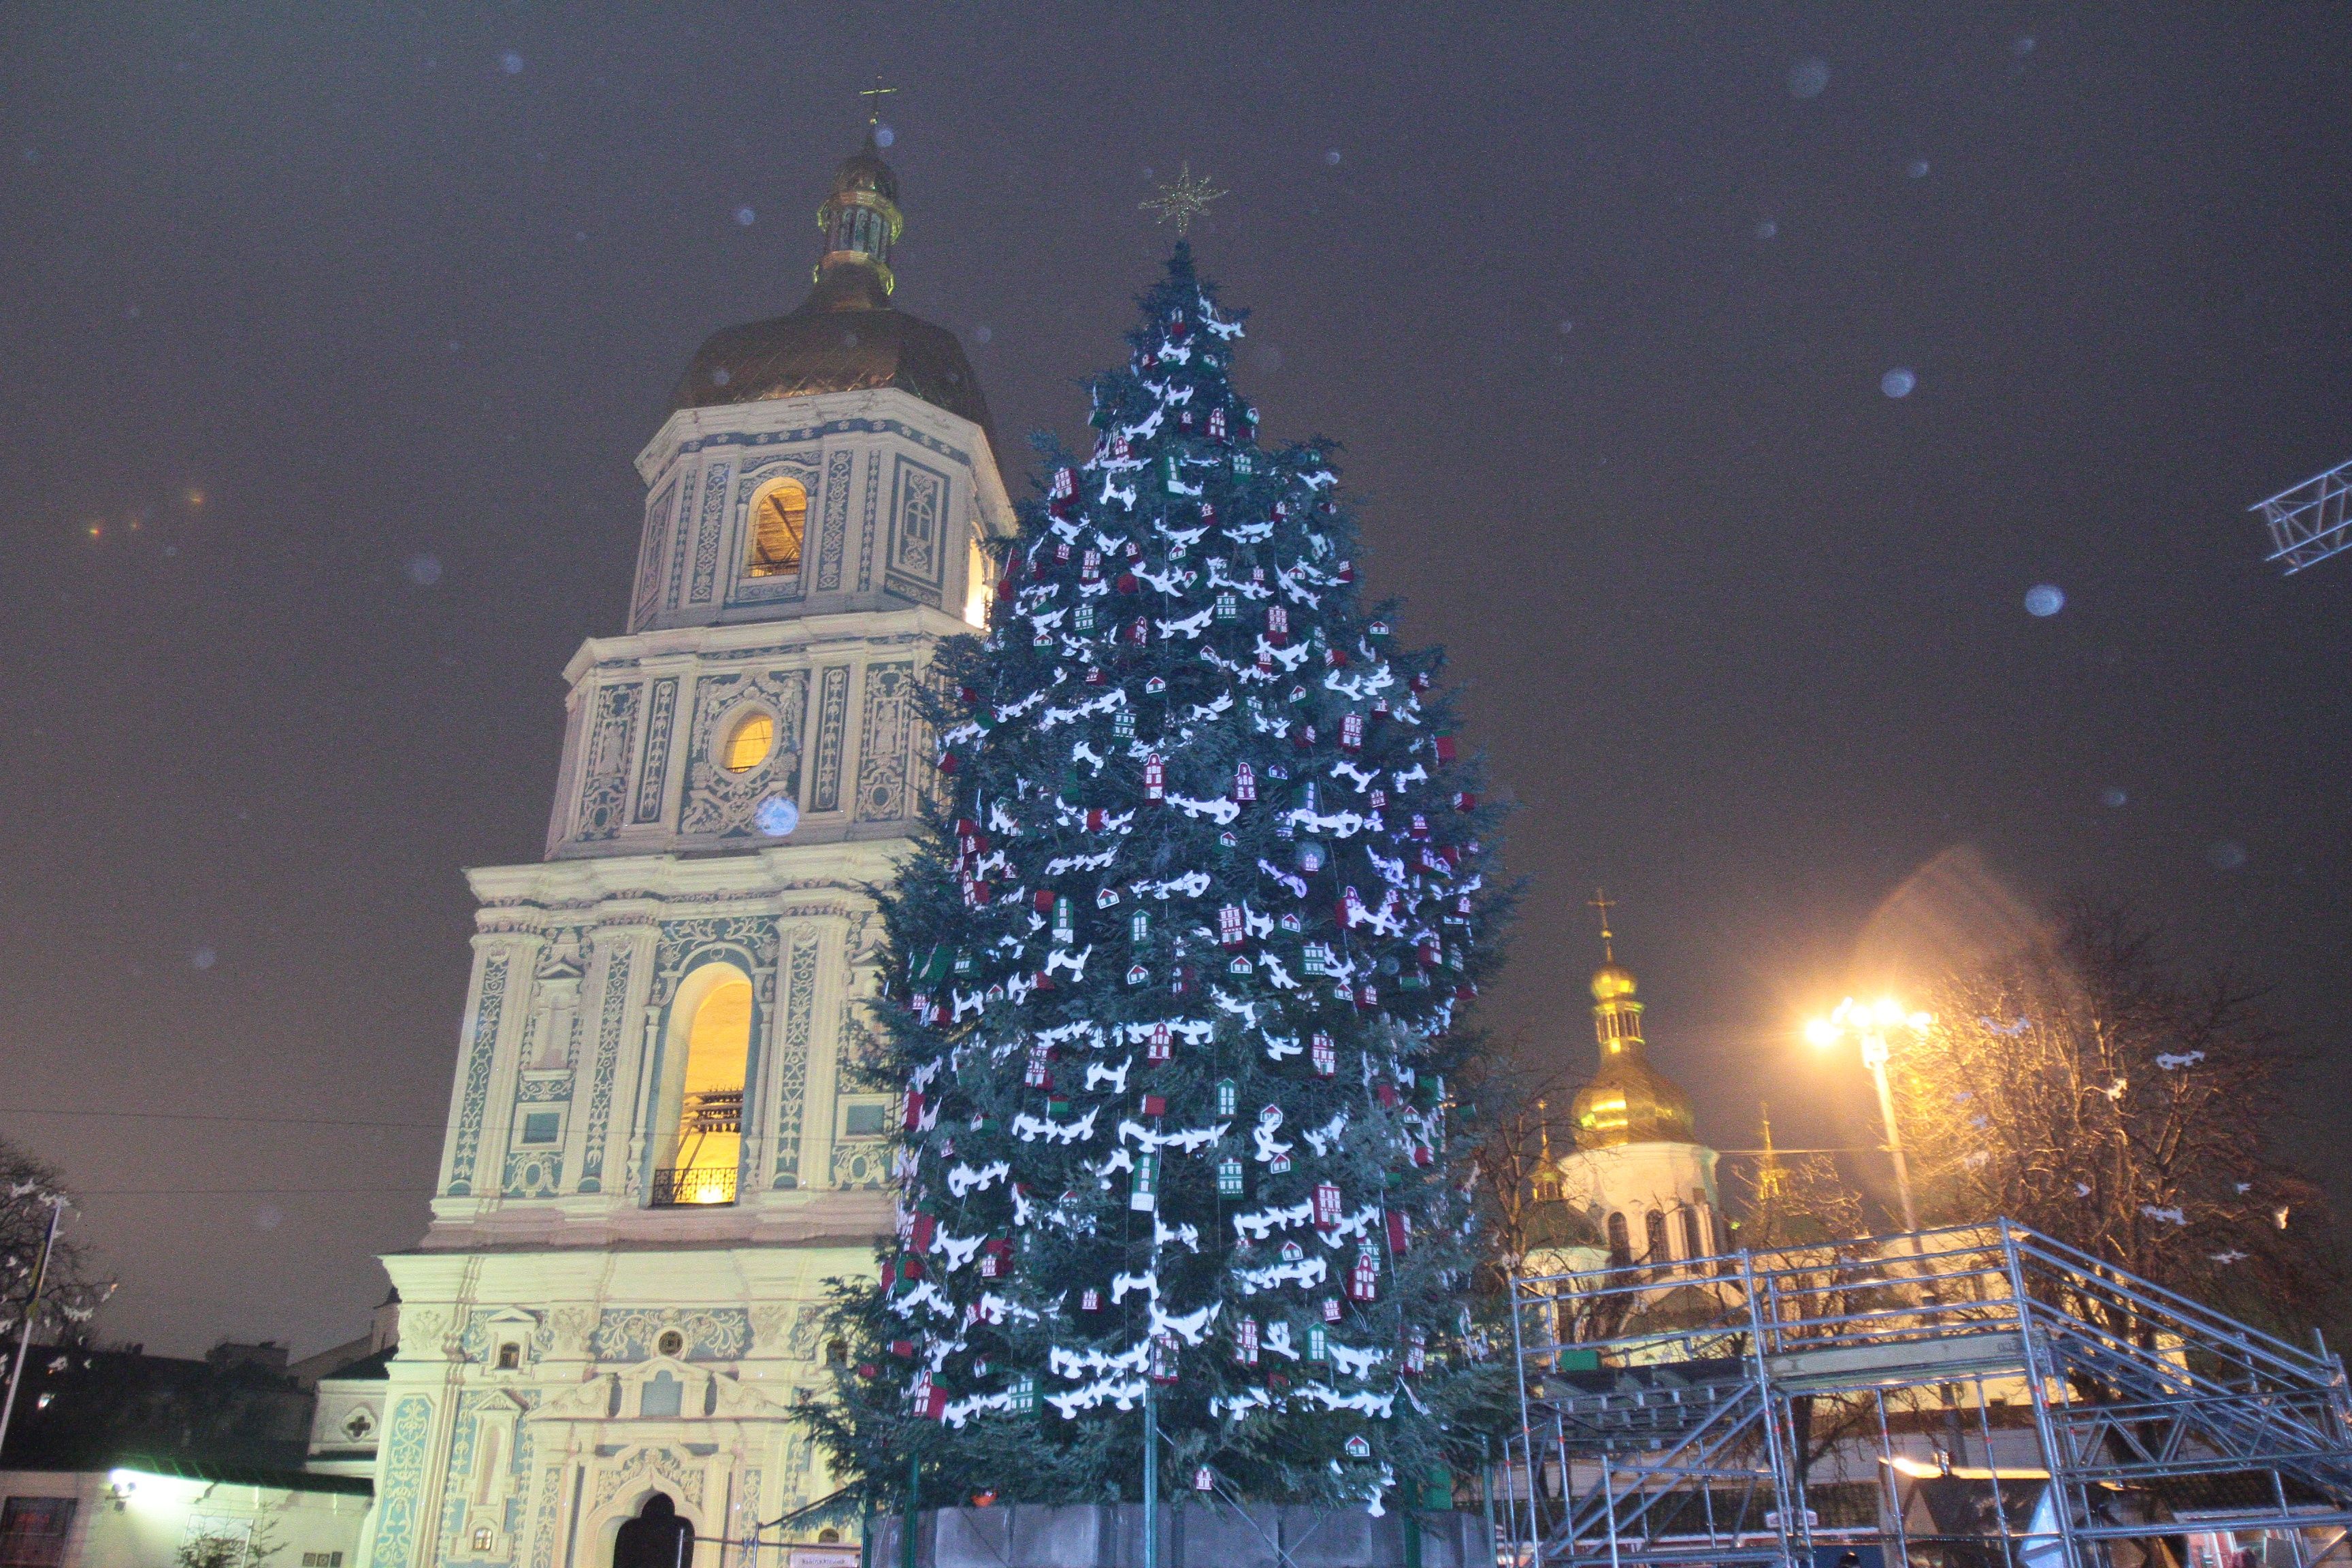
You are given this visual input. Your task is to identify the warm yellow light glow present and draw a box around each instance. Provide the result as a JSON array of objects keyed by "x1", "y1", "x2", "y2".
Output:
[
  {"x1": 674, "y1": 979, "x2": 751, "y2": 1204},
  {"x1": 1880, "y1": 1454, "x2": 2051, "y2": 1482},
  {"x1": 723, "y1": 711, "x2": 775, "y2": 773},
  {"x1": 1810, "y1": 996, "x2": 1934, "y2": 1051},
  {"x1": 962, "y1": 537, "x2": 991, "y2": 628},
  {"x1": 747, "y1": 480, "x2": 806, "y2": 577}
]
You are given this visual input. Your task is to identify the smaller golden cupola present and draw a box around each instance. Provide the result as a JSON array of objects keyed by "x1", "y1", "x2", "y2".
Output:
[{"x1": 1567, "y1": 892, "x2": 1696, "y2": 1150}]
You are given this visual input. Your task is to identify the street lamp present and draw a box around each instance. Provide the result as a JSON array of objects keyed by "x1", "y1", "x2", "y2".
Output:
[{"x1": 1806, "y1": 998, "x2": 1933, "y2": 1237}]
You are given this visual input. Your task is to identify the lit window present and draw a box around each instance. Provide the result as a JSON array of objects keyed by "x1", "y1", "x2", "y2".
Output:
[
  {"x1": 722, "y1": 711, "x2": 774, "y2": 774},
  {"x1": 747, "y1": 479, "x2": 806, "y2": 578},
  {"x1": 472, "y1": 1529, "x2": 493, "y2": 1553}
]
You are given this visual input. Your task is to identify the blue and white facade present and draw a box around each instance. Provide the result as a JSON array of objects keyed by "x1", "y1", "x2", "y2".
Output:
[{"x1": 365, "y1": 368, "x2": 1013, "y2": 1567}]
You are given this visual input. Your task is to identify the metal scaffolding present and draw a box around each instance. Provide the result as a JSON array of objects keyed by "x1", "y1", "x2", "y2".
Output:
[
  {"x1": 2252, "y1": 459, "x2": 2352, "y2": 575},
  {"x1": 1505, "y1": 1222, "x2": 2352, "y2": 1568}
]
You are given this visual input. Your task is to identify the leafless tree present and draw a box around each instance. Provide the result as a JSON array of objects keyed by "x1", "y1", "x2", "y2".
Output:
[
  {"x1": 1, "y1": 1137, "x2": 110, "y2": 1354},
  {"x1": 1884, "y1": 900, "x2": 2334, "y2": 1338}
]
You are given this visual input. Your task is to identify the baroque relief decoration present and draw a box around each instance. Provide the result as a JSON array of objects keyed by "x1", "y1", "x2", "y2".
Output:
[
  {"x1": 368, "y1": 1395, "x2": 435, "y2": 1568},
  {"x1": 815, "y1": 449, "x2": 853, "y2": 591},
  {"x1": 528, "y1": 1465, "x2": 565, "y2": 1568},
  {"x1": 829, "y1": 1139, "x2": 889, "y2": 1190},
  {"x1": 578, "y1": 945, "x2": 634, "y2": 1194},
  {"x1": 687, "y1": 461, "x2": 734, "y2": 605},
  {"x1": 632, "y1": 678, "x2": 680, "y2": 825},
  {"x1": 663, "y1": 468, "x2": 702, "y2": 612},
  {"x1": 648, "y1": 918, "x2": 779, "y2": 1008},
  {"x1": 858, "y1": 445, "x2": 881, "y2": 592},
  {"x1": 885, "y1": 453, "x2": 950, "y2": 600},
  {"x1": 768, "y1": 936, "x2": 821, "y2": 1190},
  {"x1": 633, "y1": 480, "x2": 677, "y2": 630},
  {"x1": 501, "y1": 1147, "x2": 563, "y2": 1198},
  {"x1": 679, "y1": 670, "x2": 809, "y2": 838},
  {"x1": 447, "y1": 954, "x2": 512, "y2": 1196},
  {"x1": 591, "y1": 1448, "x2": 704, "y2": 1516},
  {"x1": 809, "y1": 666, "x2": 851, "y2": 814},
  {"x1": 852, "y1": 662, "x2": 916, "y2": 823},
  {"x1": 590, "y1": 1308, "x2": 753, "y2": 1363},
  {"x1": 574, "y1": 684, "x2": 643, "y2": 842}
]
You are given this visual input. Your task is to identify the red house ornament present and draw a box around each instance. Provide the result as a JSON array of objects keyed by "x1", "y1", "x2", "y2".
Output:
[
  {"x1": 1143, "y1": 753, "x2": 1166, "y2": 802},
  {"x1": 1313, "y1": 1181, "x2": 1343, "y2": 1231},
  {"x1": 1348, "y1": 1247, "x2": 1381, "y2": 1303},
  {"x1": 1311, "y1": 1032, "x2": 1337, "y2": 1077}
]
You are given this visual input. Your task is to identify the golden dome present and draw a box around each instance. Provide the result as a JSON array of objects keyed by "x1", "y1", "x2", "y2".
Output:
[
  {"x1": 1565, "y1": 911, "x2": 1699, "y2": 1150},
  {"x1": 1569, "y1": 1051, "x2": 1695, "y2": 1150},
  {"x1": 670, "y1": 132, "x2": 994, "y2": 440},
  {"x1": 1591, "y1": 963, "x2": 1638, "y2": 1001}
]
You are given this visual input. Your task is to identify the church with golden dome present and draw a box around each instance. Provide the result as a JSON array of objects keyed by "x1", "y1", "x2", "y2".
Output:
[{"x1": 1524, "y1": 898, "x2": 1725, "y2": 1275}]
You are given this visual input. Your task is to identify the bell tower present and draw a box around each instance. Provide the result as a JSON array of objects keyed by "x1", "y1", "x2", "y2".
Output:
[{"x1": 365, "y1": 126, "x2": 1012, "y2": 1568}]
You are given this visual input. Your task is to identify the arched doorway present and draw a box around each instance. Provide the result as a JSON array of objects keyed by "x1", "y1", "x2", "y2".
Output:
[{"x1": 614, "y1": 1493, "x2": 693, "y2": 1568}]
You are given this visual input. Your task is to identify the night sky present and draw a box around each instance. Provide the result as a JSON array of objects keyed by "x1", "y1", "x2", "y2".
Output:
[{"x1": 4, "y1": 6, "x2": 2348, "y2": 1360}]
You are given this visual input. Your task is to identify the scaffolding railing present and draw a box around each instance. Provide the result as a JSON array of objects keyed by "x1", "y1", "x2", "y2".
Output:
[{"x1": 1505, "y1": 1220, "x2": 2352, "y2": 1568}]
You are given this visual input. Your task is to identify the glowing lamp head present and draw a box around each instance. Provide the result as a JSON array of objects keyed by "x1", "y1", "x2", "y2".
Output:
[{"x1": 1803, "y1": 1018, "x2": 1839, "y2": 1049}]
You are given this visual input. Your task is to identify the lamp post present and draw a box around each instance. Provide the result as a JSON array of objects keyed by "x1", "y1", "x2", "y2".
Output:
[{"x1": 1805, "y1": 998, "x2": 1932, "y2": 1236}]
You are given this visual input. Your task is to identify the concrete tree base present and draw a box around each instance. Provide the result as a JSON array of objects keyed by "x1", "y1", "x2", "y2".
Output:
[{"x1": 868, "y1": 1504, "x2": 1486, "y2": 1568}]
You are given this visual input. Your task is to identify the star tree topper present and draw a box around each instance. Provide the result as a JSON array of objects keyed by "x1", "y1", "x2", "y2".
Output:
[{"x1": 1141, "y1": 163, "x2": 1228, "y2": 236}]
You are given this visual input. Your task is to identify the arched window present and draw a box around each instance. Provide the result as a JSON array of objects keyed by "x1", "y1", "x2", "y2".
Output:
[
  {"x1": 657, "y1": 977, "x2": 751, "y2": 1206},
  {"x1": 747, "y1": 479, "x2": 806, "y2": 578},
  {"x1": 1605, "y1": 1211, "x2": 1631, "y2": 1263},
  {"x1": 1680, "y1": 1207, "x2": 1705, "y2": 1262},
  {"x1": 1645, "y1": 1209, "x2": 1669, "y2": 1262},
  {"x1": 722, "y1": 710, "x2": 774, "y2": 774}
]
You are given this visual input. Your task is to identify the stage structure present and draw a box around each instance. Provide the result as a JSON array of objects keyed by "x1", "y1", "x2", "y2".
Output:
[
  {"x1": 1504, "y1": 1222, "x2": 2352, "y2": 1568},
  {"x1": 2253, "y1": 457, "x2": 2352, "y2": 575}
]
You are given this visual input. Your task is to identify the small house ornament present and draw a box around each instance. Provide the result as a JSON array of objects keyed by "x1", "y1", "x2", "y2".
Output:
[
  {"x1": 1235, "y1": 1317, "x2": 1260, "y2": 1365},
  {"x1": 1234, "y1": 761, "x2": 1256, "y2": 802},
  {"x1": 1052, "y1": 896, "x2": 1075, "y2": 943},
  {"x1": 1129, "y1": 1151, "x2": 1159, "y2": 1213},
  {"x1": 1348, "y1": 1246, "x2": 1380, "y2": 1303},
  {"x1": 1143, "y1": 753, "x2": 1166, "y2": 802},
  {"x1": 1148, "y1": 1022, "x2": 1173, "y2": 1062},
  {"x1": 1313, "y1": 1181, "x2": 1343, "y2": 1230},
  {"x1": 1344, "y1": 1435, "x2": 1371, "y2": 1460},
  {"x1": 1322, "y1": 1297, "x2": 1343, "y2": 1323},
  {"x1": 1311, "y1": 1032, "x2": 1337, "y2": 1077},
  {"x1": 1216, "y1": 1156, "x2": 1243, "y2": 1197}
]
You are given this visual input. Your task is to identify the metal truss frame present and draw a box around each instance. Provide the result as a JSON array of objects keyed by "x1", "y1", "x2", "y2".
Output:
[
  {"x1": 1504, "y1": 1222, "x2": 2352, "y2": 1568},
  {"x1": 2253, "y1": 458, "x2": 2352, "y2": 574}
]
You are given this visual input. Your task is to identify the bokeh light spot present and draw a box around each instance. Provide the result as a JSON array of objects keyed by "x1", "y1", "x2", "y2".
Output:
[
  {"x1": 191, "y1": 946, "x2": 217, "y2": 970},
  {"x1": 499, "y1": 50, "x2": 525, "y2": 75},
  {"x1": 734, "y1": 205, "x2": 756, "y2": 226},
  {"x1": 405, "y1": 552, "x2": 444, "y2": 587},
  {"x1": 2100, "y1": 787, "x2": 2128, "y2": 808},
  {"x1": 1788, "y1": 58, "x2": 1831, "y2": 98},
  {"x1": 2024, "y1": 583, "x2": 2066, "y2": 617},
  {"x1": 2207, "y1": 840, "x2": 2248, "y2": 872},
  {"x1": 1881, "y1": 367, "x2": 1917, "y2": 398}
]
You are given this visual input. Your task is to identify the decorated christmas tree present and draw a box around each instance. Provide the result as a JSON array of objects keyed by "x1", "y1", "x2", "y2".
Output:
[{"x1": 808, "y1": 245, "x2": 1506, "y2": 1512}]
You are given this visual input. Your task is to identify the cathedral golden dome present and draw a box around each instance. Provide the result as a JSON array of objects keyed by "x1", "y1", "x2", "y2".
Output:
[
  {"x1": 1567, "y1": 896, "x2": 1697, "y2": 1149},
  {"x1": 670, "y1": 131, "x2": 994, "y2": 438},
  {"x1": 1591, "y1": 963, "x2": 1638, "y2": 1001}
]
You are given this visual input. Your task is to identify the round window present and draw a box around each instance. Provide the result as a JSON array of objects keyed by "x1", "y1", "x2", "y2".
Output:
[
  {"x1": 722, "y1": 711, "x2": 774, "y2": 774},
  {"x1": 656, "y1": 1329, "x2": 685, "y2": 1358}
]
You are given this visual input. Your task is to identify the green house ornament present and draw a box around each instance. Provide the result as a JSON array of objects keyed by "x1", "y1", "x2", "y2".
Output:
[
  {"x1": 1130, "y1": 911, "x2": 1150, "y2": 943},
  {"x1": 1075, "y1": 604, "x2": 1096, "y2": 633},
  {"x1": 1307, "y1": 1323, "x2": 1328, "y2": 1362},
  {"x1": 1215, "y1": 1078, "x2": 1237, "y2": 1117},
  {"x1": 1114, "y1": 709, "x2": 1137, "y2": 739},
  {"x1": 1130, "y1": 1150, "x2": 1159, "y2": 1213},
  {"x1": 1011, "y1": 1373, "x2": 1036, "y2": 1414},
  {"x1": 1052, "y1": 897, "x2": 1075, "y2": 944},
  {"x1": 1216, "y1": 1156, "x2": 1243, "y2": 1198},
  {"x1": 1215, "y1": 591, "x2": 1238, "y2": 623}
]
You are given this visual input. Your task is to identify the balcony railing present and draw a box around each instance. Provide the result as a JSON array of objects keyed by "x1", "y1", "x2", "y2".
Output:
[{"x1": 649, "y1": 1166, "x2": 737, "y2": 1207}]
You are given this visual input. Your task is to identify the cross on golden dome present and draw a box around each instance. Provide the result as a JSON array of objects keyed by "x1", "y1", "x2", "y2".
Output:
[
  {"x1": 1141, "y1": 163, "x2": 1228, "y2": 236},
  {"x1": 858, "y1": 78, "x2": 898, "y2": 129}
]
